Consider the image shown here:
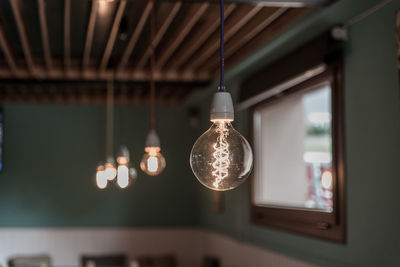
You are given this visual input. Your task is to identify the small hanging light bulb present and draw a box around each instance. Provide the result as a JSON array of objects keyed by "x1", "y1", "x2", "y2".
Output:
[
  {"x1": 96, "y1": 164, "x2": 108, "y2": 189},
  {"x1": 140, "y1": 1, "x2": 166, "y2": 177},
  {"x1": 140, "y1": 130, "x2": 166, "y2": 176},
  {"x1": 104, "y1": 157, "x2": 117, "y2": 181},
  {"x1": 116, "y1": 146, "x2": 135, "y2": 188}
]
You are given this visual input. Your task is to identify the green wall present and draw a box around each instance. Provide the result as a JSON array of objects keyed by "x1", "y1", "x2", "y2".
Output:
[
  {"x1": 195, "y1": 0, "x2": 400, "y2": 266},
  {"x1": 0, "y1": 104, "x2": 199, "y2": 227}
]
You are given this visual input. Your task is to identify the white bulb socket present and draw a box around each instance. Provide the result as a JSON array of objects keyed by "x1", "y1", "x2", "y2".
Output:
[
  {"x1": 210, "y1": 91, "x2": 234, "y2": 122},
  {"x1": 145, "y1": 130, "x2": 161, "y2": 149},
  {"x1": 118, "y1": 146, "x2": 130, "y2": 159},
  {"x1": 106, "y1": 156, "x2": 115, "y2": 165},
  {"x1": 117, "y1": 146, "x2": 130, "y2": 165}
]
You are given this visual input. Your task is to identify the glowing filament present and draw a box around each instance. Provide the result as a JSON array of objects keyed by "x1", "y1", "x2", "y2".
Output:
[
  {"x1": 147, "y1": 156, "x2": 159, "y2": 173},
  {"x1": 212, "y1": 122, "x2": 230, "y2": 188},
  {"x1": 96, "y1": 168, "x2": 107, "y2": 189},
  {"x1": 117, "y1": 165, "x2": 130, "y2": 188}
]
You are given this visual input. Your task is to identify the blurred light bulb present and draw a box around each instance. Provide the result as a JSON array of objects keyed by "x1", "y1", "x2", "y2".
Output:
[
  {"x1": 96, "y1": 165, "x2": 107, "y2": 189},
  {"x1": 117, "y1": 165, "x2": 130, "y2": 188},
  {"x1": 104, "y1": 161, "x2": 117, "y2": 180},
  {"x1": 140, "y1": 147, "x2": 166, "y2": 176},
  {"x1": 321, "y1": 170, "x2": 333, "y2": 189},
  {"x1": 130, "y1": 167, "x2": 138, "y2": 180},
  {"x1": 190, "y1": 92, "x2": 253, "y2": 191}
]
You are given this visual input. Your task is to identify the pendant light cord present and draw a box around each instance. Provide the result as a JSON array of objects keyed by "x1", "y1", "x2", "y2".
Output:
[
  {"x1": 106, "y1": 79, "x2": 114, "y2": 158},
  {"x1": 218, "y1": 0, "x2": 225, "y2": 92},
  {"x1": 150, "y1": 0, "x2": 156, "y2": 130}
]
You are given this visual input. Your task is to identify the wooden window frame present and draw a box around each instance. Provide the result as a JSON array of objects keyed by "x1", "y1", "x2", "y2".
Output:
[{"x1": 250, "y1": 57, "x2": 346, "y2": 243}]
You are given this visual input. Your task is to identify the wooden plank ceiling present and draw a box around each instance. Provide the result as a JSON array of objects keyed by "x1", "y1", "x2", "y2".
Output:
[{"x1": 0, "y1": 0, "x2": 310, "y2": 104}]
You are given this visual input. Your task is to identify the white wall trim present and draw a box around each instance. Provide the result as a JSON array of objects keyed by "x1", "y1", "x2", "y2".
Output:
[{"x1": 0, "y1": 228, "x2": 313, "y2": 267}]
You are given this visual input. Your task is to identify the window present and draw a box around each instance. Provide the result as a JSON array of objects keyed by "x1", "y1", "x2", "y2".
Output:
[
  {"x1": 250, "y1": 60, "x2": 345, "y2": 242},
  {"x1": 254, "y1": 83, "x2": 333, "y2": 212}
]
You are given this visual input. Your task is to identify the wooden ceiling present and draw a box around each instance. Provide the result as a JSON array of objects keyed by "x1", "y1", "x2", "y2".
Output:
[{"x1": 0, "y1": 0, "x2": 311, "y2": 104}]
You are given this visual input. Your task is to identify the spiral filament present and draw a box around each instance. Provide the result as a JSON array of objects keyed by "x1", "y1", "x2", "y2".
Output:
[{"x1": 212, "y1": 122, "x2": 230, "y2": 188}]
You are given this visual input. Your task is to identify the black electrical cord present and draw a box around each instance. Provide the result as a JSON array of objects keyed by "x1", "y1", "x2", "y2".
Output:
[
  {"x1": 150, "y1": 0, "x2": 156, "y2": 130},
  {"x1": 218, "y1": 0, "x2": 226, "y2": 92}
]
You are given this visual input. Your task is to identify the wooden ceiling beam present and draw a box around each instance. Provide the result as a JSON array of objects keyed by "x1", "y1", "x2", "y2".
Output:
[
  {"x1": 99, "y1": 0, "x2": 127, "y2": 73},
  {"x1": 156, "y1": 3, "x2": 209, "y2": 69},
  {"x1": 204, "y1": 7, "x2": 288, "y2": 71},
  {"x1": 117, "y1": 1, "x2": 153, "y2": 73},
  {"x1": 9, "y1": 0, "x2": 35, "y2": 75},
  {"x1": 224, "y1": 8, "x2": 311, "y2": 69},
  {"x1": 169, "y1": 3, "x2": 236, "y2": 69},
  {"x1": 0, "y1": 84, "x2": 188, "y2": 105},
  {"x1": 136, "y1": 2, "x2": 182, "y2": 69},
  {"x1": 37, "y1": 0, "x2": 53, "y2": 71},
  {"x1": 184, "y1": 4, "x2": 263, "y2": 71},
  {"x1": 64, "y1": 0, "x2": 71, "y2": 72},
  {"x1": 0, "y1": 66, "x2": 212, "y2": 82},
  {"x1": 0, "y1": 23, "x2": 18, "y2": 75},
  {"x1": 82, "y1": 0, "x2": 98, "y2": 71}
]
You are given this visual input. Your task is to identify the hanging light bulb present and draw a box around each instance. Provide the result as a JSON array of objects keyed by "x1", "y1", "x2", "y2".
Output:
[
  {"x1": 96, "y1": 164, "x2": 108, "y2": 189},
  {"x1": 190, "y1": 92, "x2": 253, "y2": 191},
  {"x1": 140, "y1": 130, "x2": 166, "y2": 176},
  {"x1": 95, "y1": 80, "x2": 137, "y2": 189},
  {"x1": 140, "y1": 0, "x2": 166, "y2": 177},
  {"x1": 190, "y1": 0, "x2": 253, "y2": 191},
  {"x1": 116, "y1": 146, "x2": 136, "y2": 188}
]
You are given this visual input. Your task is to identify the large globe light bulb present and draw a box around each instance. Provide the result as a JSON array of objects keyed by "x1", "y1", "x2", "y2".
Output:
[
  {"x1": 140, "y1": 130, "x2": 166, "y2": 176},
  {"x1": 190, "y1": 92, "x2": 253, "y2": 191}
]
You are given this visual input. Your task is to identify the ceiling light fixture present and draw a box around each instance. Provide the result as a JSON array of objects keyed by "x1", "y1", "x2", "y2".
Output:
[
  {"x1": 190, "y1": 0, "x2": 253, "y2": 191},
  {"x1": 140, "y1": 0, "x2": 166, "y2": 176},
  {"x1": 95, "y1": 80, "x2": 137, "y2": 189}
]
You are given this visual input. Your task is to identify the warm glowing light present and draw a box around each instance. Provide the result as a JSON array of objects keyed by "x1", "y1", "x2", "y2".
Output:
[
  {"x1": 190, "y1": 121, "x2": 253, "y2": 191},
  {"x1": 96, "y1": 166, "x2": 107, "y2": 189},
  {"x1": 140, "y1": 147, "x2": 166, "y2": 176},
  {"x1": 104, "y1": 162, "x2": 117, "y2": 180},
  {"x1": 147, "y1": 156, "x2": 158, "y2": 173},
  {"x1": 321, "y1": 170, "x2": 333, "y2": 189},
  {"x1": 212, "y1": 121, "x2": 230, "y2": 188},
  {"x1": 117, "y1": 165, "x2": 130, "y2": 188},
  {"x1": 117, "y1": 156, "x2": 129, "y2": 165},
  {"x1": 98, "y1": 0, "x2": 114, "y2": 15}
]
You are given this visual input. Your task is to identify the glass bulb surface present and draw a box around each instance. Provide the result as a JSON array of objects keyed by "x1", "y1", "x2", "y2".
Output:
[
  {"x1": 96, "y1": 166, "x2": 107, "y2": 189},
  {"x1": 117, "y1": 165, "x2": 130, "y2": 188},
  {"x1": 130, "y1": 167, "x2": 138, "y2": 180},
  {"x1": 190, "y1": 121, "x2": 253, "y2": 191},
  {"x1": 140, "y1": 147, "x2": 166, "y2": 176},
  {"x1": 104, "y1": 162, "x2": 117, "y2": 180}
]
